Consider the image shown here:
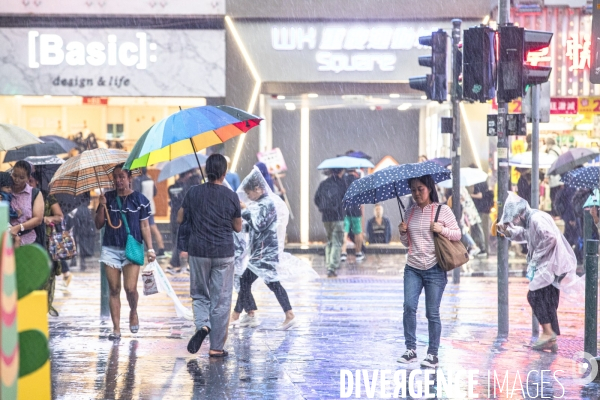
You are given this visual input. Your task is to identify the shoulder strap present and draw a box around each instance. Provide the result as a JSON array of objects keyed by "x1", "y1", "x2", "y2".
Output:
[
  {"x1": 115, "y1": 195, "x2": 131, "y2": 234},
  {"x1": 434, "y1": 204, "x2": 442, "y2": 223},
  {"x1": 31, "y1": 187, "x2": 40, "y2": 207}
]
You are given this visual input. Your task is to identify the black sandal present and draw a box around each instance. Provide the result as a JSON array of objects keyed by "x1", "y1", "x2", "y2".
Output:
[
  {"x1": 209, "y1": 350, "x2": 228, "y2": 358},
  {"x1": 108, "y1": 332, "x2": 121, "y2": 340}
]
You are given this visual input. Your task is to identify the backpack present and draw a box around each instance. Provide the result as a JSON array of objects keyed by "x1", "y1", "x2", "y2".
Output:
[{"x1": 317, "y1": 179, "x2": 342, "y2": 213}]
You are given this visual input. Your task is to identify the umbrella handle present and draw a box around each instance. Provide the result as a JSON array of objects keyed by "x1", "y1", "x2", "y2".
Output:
[
  {"x1": 395, "y1": 186, "x2": 406, "y2": 222},
  {"x1": 93, "y1": 165, "x2": 121, "y2": 229},
  {"x1": 189, "y1": 138, "x2": 206, "y2": 183}
]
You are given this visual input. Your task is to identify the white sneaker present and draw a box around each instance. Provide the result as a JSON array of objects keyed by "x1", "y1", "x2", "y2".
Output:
[
  {"x1": 397, "y1": 349, "x2": 418, "y2": 364},
  {"x1": 239, "y1": 314, "x2": 260, "y2": 328},
  {"x1": 355, "y1": 252, "x2": 365, "y2": 262},
  {"x1": 469, "y1": 247, "x2": 481, "y2": 257},
  {"x1": 277, "y1": 318, "x2": 297, "y2": 331}
]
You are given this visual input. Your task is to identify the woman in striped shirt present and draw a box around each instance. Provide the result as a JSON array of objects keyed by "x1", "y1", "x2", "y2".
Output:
[{"x1": 397, "y1": 175, "x2": 461, "y2": 368}]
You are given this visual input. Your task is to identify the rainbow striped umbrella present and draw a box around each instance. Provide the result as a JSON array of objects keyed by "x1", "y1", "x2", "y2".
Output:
[{"x1": 123, "y1": 106, "x2": 262, "y2": 172}]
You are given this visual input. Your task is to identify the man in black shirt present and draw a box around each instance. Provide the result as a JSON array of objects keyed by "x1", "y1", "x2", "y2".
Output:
[
  {"x1": 179, "y1": 154, "x2": 242, "y2": 357},
  {"x1": 314, "y1": 168, "x2": 347, "y2": 277}
]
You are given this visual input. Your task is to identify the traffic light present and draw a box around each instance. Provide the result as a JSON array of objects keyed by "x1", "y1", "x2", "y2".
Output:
[
  {"x1": 463, "y1": 26, "x2": 496, "y2": 102},
  {"x1": 409, "y1": 29, "x2": 447, "y2": 103},
  {"x1": 497, "y1": 25, "x2": 553, "y2": 102}
]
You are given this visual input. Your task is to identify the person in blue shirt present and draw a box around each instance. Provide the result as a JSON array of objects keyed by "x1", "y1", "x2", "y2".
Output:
[
  {"x1": 366, "y1": 203, "x2": 392, "y2": 244},
  {"x1": 94, "y1": 164, "x2": 155, "y2": 341},
  {"x1": 224, "y1": 156, "x2": 241, "y2": 191},
  {"x1": 0, "y1": 172, "x2": 20, "y2": 219}
]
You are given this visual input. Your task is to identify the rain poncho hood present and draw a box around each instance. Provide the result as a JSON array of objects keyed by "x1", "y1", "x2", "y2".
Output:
[{"x1": 500, "y1": 192, "x2": 579, "y2": 293}]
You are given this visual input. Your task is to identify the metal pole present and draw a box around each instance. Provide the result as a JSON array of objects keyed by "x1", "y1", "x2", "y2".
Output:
[
  {"x1": 497, "y1": 0, "x2": 511, "y2": 337},
  {"x1": 531, "y1": 84, "x2": 540, "y2": 336},
  {"x1": 451, "y1": 19, "x2": 462, "y2": 284},
  {"x1": 585, "y1": 239, "x2": 599, "y2": 357}
]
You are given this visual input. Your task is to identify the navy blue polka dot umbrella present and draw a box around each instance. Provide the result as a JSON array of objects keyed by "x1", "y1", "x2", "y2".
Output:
[
  {"x1": 343, "y1": 161, "x2": 451, "y2": 221},
  {"x1": 562, "y1": 166, "x2": 600, "y2": 190}
]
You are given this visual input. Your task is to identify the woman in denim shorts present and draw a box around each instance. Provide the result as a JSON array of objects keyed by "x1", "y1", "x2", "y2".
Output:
[{"x1": 95, "y1": 164, "x2": 155, "y2": 340}]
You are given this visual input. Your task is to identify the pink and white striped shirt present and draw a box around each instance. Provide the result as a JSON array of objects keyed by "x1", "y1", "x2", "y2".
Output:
[{"x1": 399, "y1": 202, "x2": 461, "y2": 270}]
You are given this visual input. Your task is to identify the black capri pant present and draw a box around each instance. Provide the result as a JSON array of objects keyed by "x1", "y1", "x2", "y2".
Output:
[
  {"x1": 234, "y1": 268, "x2": 292, "y2": 313},
  {"x1": 527, "y1": 284, "x2": 560, "y2": 335}
]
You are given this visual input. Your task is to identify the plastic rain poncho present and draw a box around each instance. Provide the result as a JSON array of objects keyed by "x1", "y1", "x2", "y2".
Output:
[
  {"x1": 236, "y1": 167, "x2": 319, "y2": 285},
  {"x1": 499, "y1": 192, "x2": 580, "y2": 294}
]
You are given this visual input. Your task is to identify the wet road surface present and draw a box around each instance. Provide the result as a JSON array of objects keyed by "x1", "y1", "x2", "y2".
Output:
[{"x1": 49, "y1": 254, "x2": 598, "y2": 399}]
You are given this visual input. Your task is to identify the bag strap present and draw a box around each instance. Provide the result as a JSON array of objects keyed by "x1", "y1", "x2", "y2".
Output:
[
  {"x1": 115, "y1": 195, "x2": 131, "y2": 235},
  {"x1": 434, "y1": 204, "x2": 442, "y2": 223}
]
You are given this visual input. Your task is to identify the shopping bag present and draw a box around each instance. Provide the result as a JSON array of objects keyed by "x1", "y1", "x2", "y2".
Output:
[
  {"x1": 48, "y1": 222, "x2": 77, "y2": 261},
  {"x1": 142, "y1": 270, "x2": 158, "y2": 296}
]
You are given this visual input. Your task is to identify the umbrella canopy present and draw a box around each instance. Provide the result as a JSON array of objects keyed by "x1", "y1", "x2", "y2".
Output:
[
  {"x1": 508, "y1": 151, "x2": 558, "y2": 168},
  {"x1": 547, "y1": 148, "x2": 599, "y2": 176},
  {"x1": 343, "y1": 161, "x2": 451, "y2": 220},
  {"x1": 429, "y1": 157, "x2": 452, "y2": 168},
  {"x1": 583, "y1": 189, "x2": 600, "y2": 208},
  {"x1": 0, "y1": 124, "x2": 42, "y2": 152},
  {"x1": 437, "y1": 167, "x2": 488, "y2": 189},
  {"x1": 24, "y1": 156, "x2": 65, "y2": 193},
  {"x1": 345, "y1": 151, "x2": 372, "y2": 160},
  {"x1": 24, "y1": 155, "x2": 65, "y2": 166},
  {"x1": 123, "y1": 105, "x2": 262, "y2": 170},
  {"x1": 317, "y1": 156, "x2": 375, "y2": 170},
  {"x1": 4, "y1": 135, "x2": 76, "y2": 162},
  {"x1": 155, "y1": 152, "x2": 208, "y2": 182},
  {"x1": 562, "y1": 166, "x2": 600, "y2": 190},
  {"x1": 49, "y1": 148, "x2": 139, "y2": 196}
]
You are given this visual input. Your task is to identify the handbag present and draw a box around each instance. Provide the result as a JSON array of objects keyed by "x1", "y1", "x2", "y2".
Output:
[
  {"x1": 116, "y1": 195, "x2": 145, "y2": 266},
  {"x1": 432, "y1": 205, "x2": 469, "y2": 272},
  {"x1": 48, "y1": 221, "x2": 77, "y2": 261}
]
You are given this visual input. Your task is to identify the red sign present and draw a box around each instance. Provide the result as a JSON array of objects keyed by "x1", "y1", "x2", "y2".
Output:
[
  {"x1": 550, "y1": 98, "x2": 578, "y2": 114},
  {"x1": 82, "y1": 97, "x2": 108, "y2": 105}
]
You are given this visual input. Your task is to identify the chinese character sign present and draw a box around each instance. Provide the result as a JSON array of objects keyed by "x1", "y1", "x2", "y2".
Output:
[{"x1": 550, "y1": 98, "x2": 578, "y2": 114}]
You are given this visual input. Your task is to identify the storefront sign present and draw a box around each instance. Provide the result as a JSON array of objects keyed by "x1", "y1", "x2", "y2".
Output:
[
  {"x1": 234, "y1": 21, "x2": 474, "y2": 82},
  {"x1": 82, "y1": 97, "x2": 108, "y2": 105},
  {"x1": 0, "y1": 28, "x2": 225, "y2": 97},
  {"x1": 550, "y1": 98, "x2": 578, "y2": 114},
  {"x1": 0, "y1": 0, "x2": 224, "y2": 15},
  {"x1": 578, "y1": 97, "x2": 600, "y2": 113}
]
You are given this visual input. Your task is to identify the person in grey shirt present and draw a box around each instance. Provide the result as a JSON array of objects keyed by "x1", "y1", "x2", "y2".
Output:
[{"x1": 178, "y1": 154, "x2": 242, "y2": 357}]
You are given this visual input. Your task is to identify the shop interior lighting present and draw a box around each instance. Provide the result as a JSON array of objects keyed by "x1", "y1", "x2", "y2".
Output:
[
  {"x1": 300, "y1": 107, "x2": 310, "y2": 244},
  {"x1": 482, "y1": 15, "x2": 490, "y2": 25},
  {"x1": 420, "y1": 95, "x2": 428, "y2": 100},
  {"x1": 225, "y1": 15, "x2": 262, "y2": 173},
  {"x1": 575, "y1": 123, "x2": 594, "y2": 131},
  {"x1": 459, "y1": 103, "x2": 482, "y2": 170},
  {"x1": 44, "y1": 95, "x2": 52, "y2": 99},
  {"x1": 277, "y1": 95, "x2": 286, "y2": 100},
  {"x1": 389, "y1": 93, "x2": 400, "y2": 98},
  {"x1": 397, "y1": 103, "x2": 412, "y2": 111},
  {"x1": 307, "y1": 93, "x2": 319, "y2": 98},
  {"x1": 285, "y1": 103, "x2": 297, "y2": 111}
]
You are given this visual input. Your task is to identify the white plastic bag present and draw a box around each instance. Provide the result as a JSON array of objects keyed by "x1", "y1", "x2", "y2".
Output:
[{"x1": 143, "y1": 261, "x2": 193, "y2": 320}]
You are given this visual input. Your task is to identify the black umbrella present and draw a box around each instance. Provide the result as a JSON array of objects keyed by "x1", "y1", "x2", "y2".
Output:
[
  {"x1": 4, "y1": 136, "x2": 76, "y2": 163},
  {"x1": 547, "y1": 148, "x2": 599, "y2": 176}
]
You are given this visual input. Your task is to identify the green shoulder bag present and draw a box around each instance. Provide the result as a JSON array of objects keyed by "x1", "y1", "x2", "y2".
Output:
[{"x1": 116, "y1": 195, "x2": 145, "y2": 266}]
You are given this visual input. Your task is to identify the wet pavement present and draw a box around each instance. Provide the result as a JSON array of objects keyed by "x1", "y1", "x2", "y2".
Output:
[{"x1": 49, "y1": 254, "x2": 598, "y2": 399}]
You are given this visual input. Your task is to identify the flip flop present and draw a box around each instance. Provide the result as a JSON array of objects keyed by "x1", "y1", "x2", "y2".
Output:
[{"x1": 209, "y1": 350, "x2": 229, "y2": 358}]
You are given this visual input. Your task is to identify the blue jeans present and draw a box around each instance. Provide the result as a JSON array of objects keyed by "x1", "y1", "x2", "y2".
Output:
[{"x1": 403, "y1": 264, "x2": 447, "y2": 356}]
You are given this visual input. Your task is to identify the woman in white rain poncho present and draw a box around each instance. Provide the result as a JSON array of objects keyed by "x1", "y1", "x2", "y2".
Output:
[
  {"x1": 497, "y1": 192, "x2": 578, "y2": 352},
  {"x1": 230, "y1": 167, "x2": 296, "y2": 330}
]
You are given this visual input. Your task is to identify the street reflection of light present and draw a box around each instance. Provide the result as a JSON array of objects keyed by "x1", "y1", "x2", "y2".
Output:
[
  {"x1": 460, "y1": 103, "x2": 482, "y2": 170},
  {"x1": 300, "y1": 107, "x2": 310, "y2": 244},
  {"x1": 277, "y1": 95, "x2": 286, "y2": 100},
  {"x1": 397, "y1": 103, "x2": 412, "y2": 111},
  {"x1": 285, "y1": 103, "x2": 296, "y2": 111},
  {"x1": 225, "y1": 15, "x2": 262, "y2": 173},
  {"x1": 389, "y1": 93, "x2": 400, "y2": 98},
  {"x1": 307, "y1": 93, "x2": 319, "y2": 98}
]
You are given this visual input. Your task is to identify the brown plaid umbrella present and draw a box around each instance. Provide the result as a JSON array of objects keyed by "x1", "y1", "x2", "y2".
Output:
[{"x1": 49, "y1": 148, "x2": 140, "y2": 195}]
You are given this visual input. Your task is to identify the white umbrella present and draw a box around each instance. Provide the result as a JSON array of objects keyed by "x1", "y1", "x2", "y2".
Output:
[
  {"x1": 437, "y1": 167, "x2": 488, "y2": 188},
  {"x1": 0, "y1": 123, "x2": 42, "y2": 152},
  {"x1": 508, "y1": 151, "x2": 558, "y2": 169},
  {"x1": 317, "y1": 156, "x2": 374, "y2": 170}
]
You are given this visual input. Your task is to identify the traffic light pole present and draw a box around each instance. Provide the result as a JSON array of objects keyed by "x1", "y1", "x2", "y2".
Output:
[
  {"x1": 531, "y1": 84, "x2": 540, "y2": 336},
  {"x1": 497, "y1": 0, "x2": 510, "y2": 337},
  {"x1": 451, "y1": 19, "x2": 462, "y2": 284}
]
